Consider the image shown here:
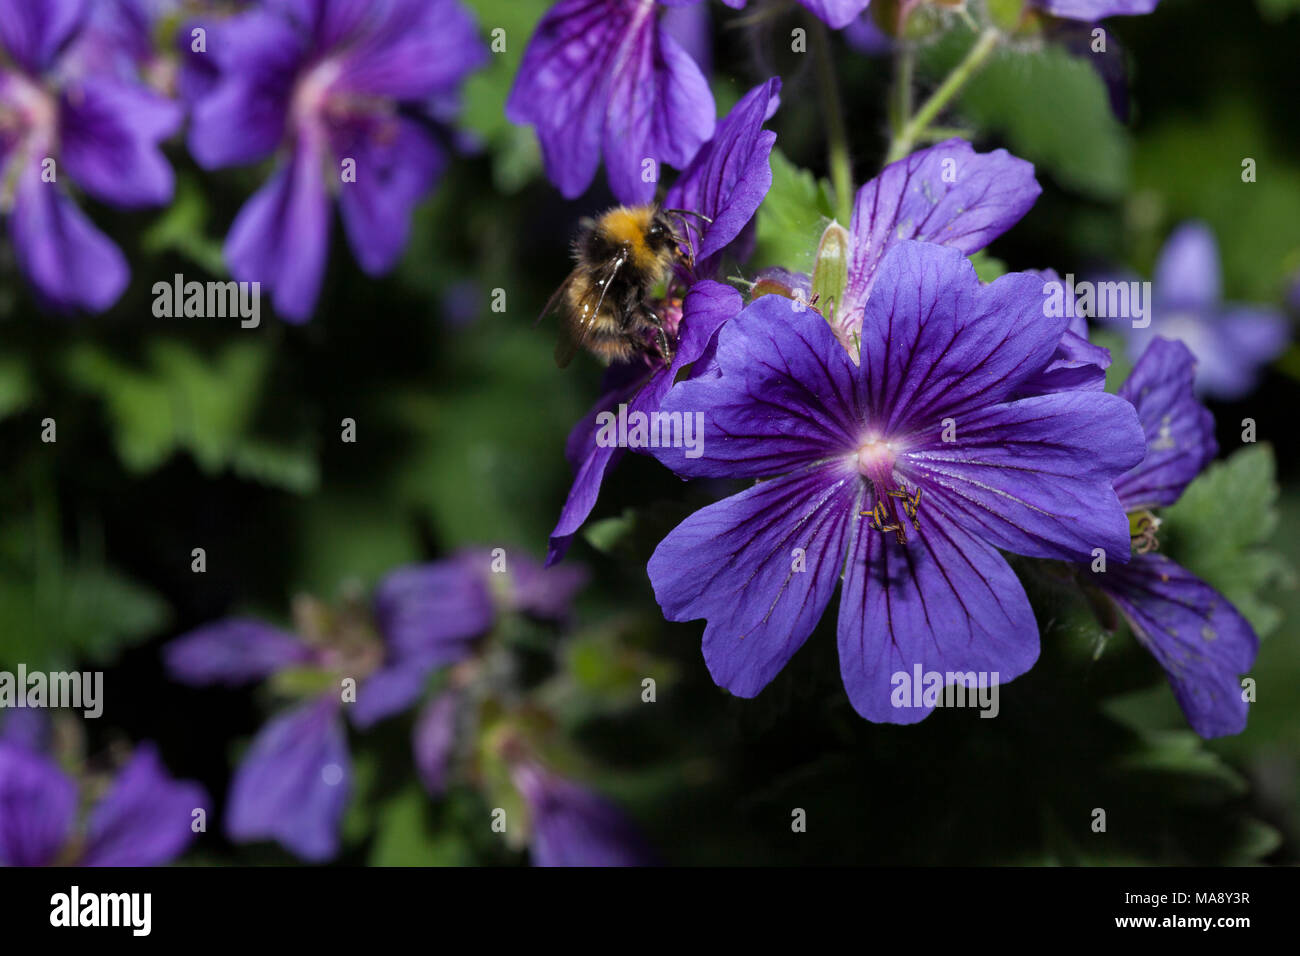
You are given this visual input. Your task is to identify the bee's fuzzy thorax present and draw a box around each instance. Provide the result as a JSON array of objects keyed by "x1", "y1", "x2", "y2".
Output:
[{"x1": 598, "y1": 205, "x2": 658, "y2": 271}]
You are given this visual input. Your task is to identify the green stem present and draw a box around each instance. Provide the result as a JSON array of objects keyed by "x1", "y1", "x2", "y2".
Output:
[
  {"x1": 809, "y1": 17, "x2": 854, "y2": 224},
  {"x1": 890, "y1": 42, "x2": 914, "y2": 140},
  {"x1": 884, "y1": 26, "x2": 1000, "y2": 166}
]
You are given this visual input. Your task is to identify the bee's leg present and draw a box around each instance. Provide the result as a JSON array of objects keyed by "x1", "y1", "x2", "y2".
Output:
[{"x1": 642, "y1": 307, "x2": 674, "y2": 365}]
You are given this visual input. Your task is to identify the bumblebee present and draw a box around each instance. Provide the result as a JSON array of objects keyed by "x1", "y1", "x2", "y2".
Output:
[{"x1": 542, "y1": 205, "x2": 705, "y2": 368}]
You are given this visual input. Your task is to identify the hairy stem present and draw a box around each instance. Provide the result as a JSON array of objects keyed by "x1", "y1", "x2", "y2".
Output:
[{"x1": 885, "y1": 26, "x2": 1000, "y2": 165}]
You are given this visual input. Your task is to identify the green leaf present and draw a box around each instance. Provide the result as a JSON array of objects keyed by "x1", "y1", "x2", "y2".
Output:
[
  {"x1": 753, "y1": 149, "x2": 834, "y2": 274},
  {"x1": 140, "y1": 175, "x2": 227, "y2": 276},
  {"x1": 1159, "y1": 444, "x2": 1289, "y2": 637},
  {"x1": 0, "y1": 356, "x2": 34, "y2": 420},
  {"x1": 929, "y1": 36, "x2": 1130, "y2": 199},
  {"x1": 63, "y1": 340, "x2": 318, "y2": 493}
]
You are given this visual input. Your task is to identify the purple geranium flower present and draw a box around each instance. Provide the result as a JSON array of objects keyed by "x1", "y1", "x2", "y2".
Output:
[
  {"x1": 727, "y1": 0, "x2": 873, "y2": 30},
  {"x1": 187, "y1": 0, "x2": 487, "y2": 321},
  {"x1": 1081, "y1": 338, "x2": 1258, "y2": 737},
  {"x1": 0, "y1": 737, "x2": 205, "y2": 866},
  {"x1": 546, "y1": 77, "x2": 781, "y2": 564},
  {"x1": 647, "y1": 241, "x2": 1145, "y2": 722},
  {"x1": 0, "y1": 0, "x2": 181, "y2": 311},
  {"x1": 163, "y1": 550, "x2": 582, "y2": 861},
  {"x1": 511, "y1": 761, "x2": 655, "y2": 866},
  {"x1": 1107, "y1": 222, "x2": 1289, "y2": 401}
]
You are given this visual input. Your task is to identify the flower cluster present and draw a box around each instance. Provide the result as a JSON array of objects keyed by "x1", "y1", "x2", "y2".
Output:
[{"x1": 164, "y1": 550, "x2": 651, "y2": 865}]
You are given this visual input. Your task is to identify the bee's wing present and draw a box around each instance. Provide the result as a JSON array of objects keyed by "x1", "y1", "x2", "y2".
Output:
[
  {"x1": 535, "y1": 269, "x2": 577, "y2": 329},
  {"x1": 555, "y1": 248, "x2": 628, "y2": 369}
]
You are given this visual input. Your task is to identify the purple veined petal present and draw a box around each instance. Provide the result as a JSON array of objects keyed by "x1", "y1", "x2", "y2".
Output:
[
  {"x1": 8, "y1": 160, "x2": 128, "y2": 312},
  {"x1": 836, "y1": 507, "x2": 1039, "y2": 724},
  {"x1": 334, "y1": 116, "x2": 445, "y2": 276},
  {"x1": 373, "y1": 559, "x2": 496, "y2": 661},
  {"x1": 513, "y1": 763, "x2": 655, "y2": 866},
  {"x1": 602, "y1": 5, "x2": 715, "y2": 205},
  {"x1": 267, "y1": 0, "x2": 370, "y2": 49},
  {"x1": 224, "y1": 136, "x2": 332, "y2": 322},
  {"x1": 164, "y1": 618, "x2": 317, "y2": 687},
  {"x1": 856, "y1": 243, "x2": 1070, "y2": 433},
  {"x1": 1153, "y1": 221, "x2": 1220, "y2": 312},
  {"x1": 413, "y1": 689, "x2": 461, "y2": 796},
  {"x1": 840, "y1": 139, "x2": 1040, "y2": 334},
  {"x1": 663, "y1": 77, "x2": 780, "y2": 277},
  {"x1": 649, "y1": 460, "x2": 859, "y2": 697},
  {"x1": 1097, "y1": 553, "x2": 1256, "y2": 738},
  {"x1": 1112, "y1": 337, "x2": 1216, "y2": 511},
  {"x1": 186, "y1": 9, "x2": 304, "y2": 170},
  {"x1": 797, "y1": 0, "x2": 873, "y2": 30},
  {"x1": 1014, "y1": 269, "x2": 1111, "y2": 396},
  {"x1": 1034, "y1": 0, "x2": 1160, "y2": 20},
  {"x1": 58, "y1": 78, "x2": 181, "y2": 209},
  {"x1": 0, "y1": 0, "x2": 89, "y2": 74},
  {"x1": 653, "y1": 291, "x2": 860, "y2": 479},
  {"x1": 332, "y1": 0, "x2": 489, "y2": 102},
  {"x1": 546, "y1": 280, "x2": 738, "y2": 564},
  {"x1": 902, "y1": 389, "x2": 1144, "y2": 563},
  {"x1": 80, "y1": 743, "x2": 207, "y2": 866},
  {"x1": 226, "y1": 696, "x2": 351, "y2": 862},
  {"x1": 0, "y1": 741, "x2": 77, "y2": 866},
  {"x1": 506, "y1": 0, "x2": 629, "y2": 200}
]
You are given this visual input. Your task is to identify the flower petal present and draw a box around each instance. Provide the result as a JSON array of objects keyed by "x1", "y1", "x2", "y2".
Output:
[
  {"x1": 186, "y1": 9, "x2": 302, "y2": 170},
  {"x1": 8, "y1": 162, "x2": 128, "y2": 312},
  {"x1": 514, "y1": 764, "x2": 655, "y2": 866},
  {"x1": 0, "y1": 741, "x2": 75, "y2": 867},
  {"x1": 603, "y1": 9, "x2": 714, "y2": 204},
  {"x1": 224, "y1": 139, "x2": 331, "y2": 322},
  {"x1": 373, "y1": 558, "x2": 495, "y2": 661},
  {"x1": 1035, "y1": 0, "x2": 1160, "y2": 20},
  {"x1": 1097, "y1": 554, "x2": 1257, "y2": 738},
  {"x1": 1153, "y1": 221, "x2": 1220, "y2": 311},
  {"x1": 649, "y1": 461, "x2": 858, "y2": 698},
  {"x1": 663, "y1": 77, "x2": 780, "y2": 274},
  {"x1": 841, "y1": 139, "x2": 1040, "y2": 332},
  {"x1": 653, "y1": 292, "x2": 860, "y2": 479},
  {"x1": 226, "y1": 697, "x2": 350, "y2": 862},
  {"x1": 903, "y1": 390, "x2": 1145, "y2": 562},
  {"x1": 413, "y1": 690, "x2": 460, "y2": 796},
  {"x1": 836, "y1": 509, "x2": 1039, "y2": 724},
  {"x1": 797, "y1": 0, "x2": 873, "y2": 29},
  {"x1": 1113, "y1": 337, "x2": 1216, "y2": 510},
  {"x1": 857, "y1": 243, "x2": 1070, "y2": 435},
  {"x1": 59, "y1": 77, "x2": 181, "y2": 208},
  {"x1": 81, "y1": 744, "x2": 207, "y2": 866},
  {"x1": 0, "y1": 0, "x2": 88, "y2": 73},
  {"x1": 335, "y1": 116, "x2": 445, "y2": 275},
  {"x1": 164, "y1": 618, "x2": 316, "y2": 687}
]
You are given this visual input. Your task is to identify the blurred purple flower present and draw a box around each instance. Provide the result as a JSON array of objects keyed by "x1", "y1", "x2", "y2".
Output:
[
  {"x1": 507, "y1": 0, "x2": 719, "y2": 203},
  {"x1": 0, "y1": 738, "x2": 205, "y2": 866},
  {"x1": 1033, "y1": 0, "x2": 1160, "y2": 19},
  {"x1": 512, "y1": 761, "x2": 655, "y2": 866},
  {"x1": 163, "y1": 550, "x2": 581, "y2": 860},
  {"x1": 1107, "y1": 223, "x2": 1289, "y2": 400},
  {"x1": 0, "y1": 0, "x2": 181, "y2": 311},
  {"x1": 547, "y1": 79, "x2": 780, "y2": 564},
  {"x1": 187, "y1": 0, "x2": 487, "y2": 321},
  {"x1": 727, "y1": 0, "x2": 873, "y2": 30},
  {"x1": 1082, "y1": 338, "x2": 1257, "y2": 737},
  {"x1": 646, "y1": 242, "x2": 1144, "y2": 722}
]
